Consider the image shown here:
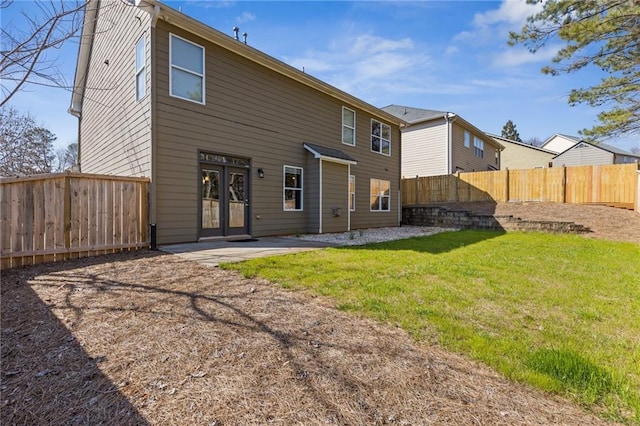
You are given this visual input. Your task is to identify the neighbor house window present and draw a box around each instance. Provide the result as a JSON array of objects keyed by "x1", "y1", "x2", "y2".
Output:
[
  {"x1": 474, "y1": 137, "x2": 484, "y2": 158},
  {"x1": 370, "y1": 178, "x2": 390, "y2": 211},
  {"x1": 371, "y1": 119, "x2": 391, "y2": 155},
  {"x1": 170, "y1": 34, "x2": 205, "y2": 104},
  {"x1": 464, "y1": 131, "x2": 471, "y2": 148},
  {"x1": 284, "y1": 166, "x2": 303, "y2": 211},
  {"x1": 349, "y1": 175, "x2": 355, "y2": 211},
  {"x1": 342, "y1": 107, "x2": 356, "y2": 146},
  {"x1": 135, "y1": 35, "x2": 146, "y2": 101}
]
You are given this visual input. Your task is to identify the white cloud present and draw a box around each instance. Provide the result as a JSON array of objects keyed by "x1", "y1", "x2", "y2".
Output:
[
  {"x1": 473, "y1": 0, "x2": 542, "y2": 27},
  {"x1": 493, "y1": 44, "x2": 560, "y2": 67},
  {"x1": 236, "y1": 11, "x2": 255, "y2": 24}
]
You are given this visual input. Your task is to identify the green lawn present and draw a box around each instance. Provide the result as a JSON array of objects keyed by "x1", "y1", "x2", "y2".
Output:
[{"x1": 223, "y1": 231, "x2": 640, "y2": 424}]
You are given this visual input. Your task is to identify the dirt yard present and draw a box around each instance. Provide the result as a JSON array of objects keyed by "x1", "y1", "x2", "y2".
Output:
[{"x1": 2, "y1": 204, "x2": 636, "y2": 425}]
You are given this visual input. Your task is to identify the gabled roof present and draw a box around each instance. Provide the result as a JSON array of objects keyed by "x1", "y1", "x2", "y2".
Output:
[
  {"x1": 304, "y1": 143, "x2": 357, "y2": 165},
  {"x1": 69, "y1": 0, "x2": 406, "y2": 127},
  {"x1": 540, "y1": 133, "x2": 582, "y2": 149},
  {"x1": 382, "y1": 104, "x2": 505, "y2": 150},
  {"x1": 487, "y1": 133, "x2": 556, "y2": 155},
  {"x1": 553, "y1": 140, "x2": 640, "y2": 158}
]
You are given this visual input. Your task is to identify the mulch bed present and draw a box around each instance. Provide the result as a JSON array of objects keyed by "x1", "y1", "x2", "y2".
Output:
[{"x1": 2, "y1": 246, "x2": 618, "y2": 425}]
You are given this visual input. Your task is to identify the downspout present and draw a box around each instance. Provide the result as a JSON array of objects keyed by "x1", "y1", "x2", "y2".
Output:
[
  {"x1": 319, "y1": 159, "x2": 323, "y2": 234},
  {"x1": 347, "y1": 163, "x2": 351, "y2": 231},
  {"x1": 445, "y1": 112, "x2": 456, "y2": 174}
]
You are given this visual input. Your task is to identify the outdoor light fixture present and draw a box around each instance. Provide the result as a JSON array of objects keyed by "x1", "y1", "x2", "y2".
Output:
[{"x1": 257, "y1": 168, "x2": 265, "y2": 178}]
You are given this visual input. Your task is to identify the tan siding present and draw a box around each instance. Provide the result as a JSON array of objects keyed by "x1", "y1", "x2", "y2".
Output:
[
  {"x1": 321, "y1": 161, "x2": 348, "y2": 233},
  {"x1": 553, "y1": 144, "x2": 614, "y2": 167},
  {"x1": 305, "y1": 155, "x2": 320, "y2": 233},
  {"x1": 153, "y1": 22, "x2": 400, "y2": 243},
  {"x1": 79, "y1": 2, "x2": 152, "y2": 177},
  {"x1": 498, "y1": 140, "x2": 555, "y2": 169},
  {"x1": 451, "y1": 124, "x2": 500, "y2": 173},
  {"x1": 400, "y1": 120, "x2": 448, "y2": 177}
]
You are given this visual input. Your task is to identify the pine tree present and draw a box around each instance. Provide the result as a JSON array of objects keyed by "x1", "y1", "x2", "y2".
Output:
[{"x1": 501, "y1": 120, "x2": 522, "y2": 142}]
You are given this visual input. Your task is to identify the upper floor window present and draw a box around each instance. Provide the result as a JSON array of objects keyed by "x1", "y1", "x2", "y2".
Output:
[
  {"x1": 284, "y1": 166, "x2": 303, "y2": 211},
  {"x1": 464, "y1": 131, "x2": 471, "y2": 148},
  {"x1": 342, "y1": 107, "x2": 356, "y2": 146},
  {"x1": 135, "y1": 36, "x2": 146, "y2": 101},
  {"x1": 474, "y1": 137, "x2": 484, "y2": 158},
  {"x1": 371, "y1": 119, "x2": 391, "y2": 155},
  {"x1": 370, "y1": 178, "x2": 390, "y2": 211},
  {"x1": 170, "y1": 34, "x2": 205, "y2": 104}
]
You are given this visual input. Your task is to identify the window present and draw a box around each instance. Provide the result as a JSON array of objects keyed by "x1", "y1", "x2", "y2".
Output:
[
  {"x1": 464, "y1": 131, "x2": 471, "y2": 148},
  {"x1": 349, "y1": 175, "x2": 355, "y2": 211},
  {"x1": 473, "y1": 137, "x2": 484, "y2": 158},
  {"x1": 135, "y1": 36, "x2": 146, "y2": 101},
  {"x1": 370, "y1": 178, "x2": 390, "y2": 211},
  {"x1": 284, "y1": 166, "x2": 303, "y2": 211},
  {"x1": 342, "y1": 107, "x2": 356, "y2": 146},
  {"x1": 371, "y1": 119, "x2": 391, "y2": 155},
  {"x1": 170, "y1": 34, "x2": 204, "y2": 104}
]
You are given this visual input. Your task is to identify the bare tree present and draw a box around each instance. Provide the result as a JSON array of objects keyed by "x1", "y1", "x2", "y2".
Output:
[
  {"x1": 0, "y1": 106, "x2": 56, "y2": 176},
  {"x1": 630, "y1": 147, "x2": 640, "y2": 155},
  {"x1": 0, "y1": 0, "x2": 85, "y2": 106},
  {"x1": 54, "y1": 141, "x2": 78, "y2": 172}
]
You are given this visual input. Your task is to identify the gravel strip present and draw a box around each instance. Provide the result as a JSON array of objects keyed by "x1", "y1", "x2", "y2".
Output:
[{"x1": 293, "y1": 226, "x2": 458, "y2": 246}]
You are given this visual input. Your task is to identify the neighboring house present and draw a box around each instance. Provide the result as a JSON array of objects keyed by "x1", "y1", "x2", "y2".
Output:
[
  {"x1": 540, "y1": 133, "x2": 581, "y2": 154},
  {"x1": 69, "y1": 0, "x2": 405, "y2": 244},
  {"x1": 552, "y1": 141, "x2": 640, "y2": 167},
  {"x1": 381, "y1": 105, "x2": 504, "y2": 177},
  {"x1": 487, "y1": 134, "x2": 555, "y2": 170}
]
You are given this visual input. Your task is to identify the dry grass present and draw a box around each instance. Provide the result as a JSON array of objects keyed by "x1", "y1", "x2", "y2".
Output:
[{"x1": 1, "y1": 250, "x2": 616, "y2": 425}]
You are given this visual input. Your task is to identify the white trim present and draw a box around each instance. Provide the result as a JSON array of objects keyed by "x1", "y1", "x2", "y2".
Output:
[
  {"x1": 283, "y1": 165, "x2": 303, "y2": 211},
  {"x1": 342, "y1": 106, "x2": 356, "y2": 146},
  {"x1": 348, "y1": 168, "x2": 352, "y2": 231},
  {"x1": 319, "y1": 159, "x2": 323, "y2": 234},
  {"x1": 135, "y1": 34, "x2": 146, "y2": 102},
  {"x1": 370, "y1": 118, "x2": 391, "y2": 156},
  {"x1": 169, "y1": 33, "x2": 205, "y2": 105}
]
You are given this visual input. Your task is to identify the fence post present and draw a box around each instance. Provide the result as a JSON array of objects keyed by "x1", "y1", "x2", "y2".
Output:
[
  {"x1": 63, "y1": 173, "x2": 71, "y2": 260},
  {"x1": 454, "y1": 171, "x2": 460, "y2": 202},
  {"x1": 505, "y1": 168, "x2": 510, "y2": 202},
  {"x1": 562, "y1": 166, "x2": 567, "y2": 204},
  {"x1": 414, "y1": 175, "x2": 419, "y2": 205}
]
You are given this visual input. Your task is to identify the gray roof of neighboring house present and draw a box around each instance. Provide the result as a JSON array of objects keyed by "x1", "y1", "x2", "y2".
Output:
[
  {"x1": 381, "y1": 105, "x2": 448, "y2": 124},
  {"x1": 554, "y1": 140, "x2": 640, "y2": 158},
  {"x1": 486, "y1": 133, "x2": 556, "y2": 155},
  {"x1": 381, "y1": 104, "x2": 505, "y2": 150}
]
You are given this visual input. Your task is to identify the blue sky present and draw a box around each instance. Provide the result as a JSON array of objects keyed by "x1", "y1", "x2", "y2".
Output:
[{"x1": 4, "y1": 0, "x2": 639, "y2": 152}]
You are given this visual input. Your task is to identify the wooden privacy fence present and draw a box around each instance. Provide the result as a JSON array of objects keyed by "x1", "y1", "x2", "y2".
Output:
[
  {"x1": 1, "y1": 172, "x2": 150, "y2": 269},
  {"x1": 402, "y1": 163, "x2": 639, "y2": 210}
]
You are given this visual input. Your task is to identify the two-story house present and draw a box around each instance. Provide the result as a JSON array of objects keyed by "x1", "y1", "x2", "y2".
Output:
[
  {"x1": 488, "y1": 134, "x2": 555, "y2": 170},
  {"x1": 69, "y1": 0, "x2": 405, "y2": 244},
  {"x1": 381, "y1": 105, "x2": 503, "y2": 177}
]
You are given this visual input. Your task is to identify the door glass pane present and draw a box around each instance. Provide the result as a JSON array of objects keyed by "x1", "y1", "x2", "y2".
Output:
[
  {"x1": 228, "y1": 172, "x2": 245, "y2": 228},
  {"x1": 202, "y1": 169, "x2": 219, "y2": 229}
]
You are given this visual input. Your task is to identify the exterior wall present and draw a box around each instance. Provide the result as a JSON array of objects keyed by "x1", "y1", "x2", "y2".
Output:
[
  {"x1": 542, "y1": 135, "x2": 577, "y2": 154},
  {"x1": 499, "y1": 140, "x2": 554, "y2": 169},
  {"x1": 153, "y1": 21, "x2": 400, "y2": 244},
  {"x1": 614, "y1": 154, "x2": 640, "y2": 164},
  {"x1": 553, "y1": 143, "x2": 613, "y2": 167},
  {"x1": 400, "y1": 119, "x2": 447, "y2": 177},
  {"x1": 451, "y1": 123, "x2": 500, "y2": 173},
  {"x1": 305, "y1": 155, "x2": 320, "y2": 234},
  {"x1": 78, "y1": 2, "x2": 152, "y2": 177},
  {"x1": 321, "y1": 161, "x2": 349, "y2": 233}
]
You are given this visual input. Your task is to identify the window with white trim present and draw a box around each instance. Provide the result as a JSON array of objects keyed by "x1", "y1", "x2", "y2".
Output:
[
  {"x1": 284, "y1": 166, "x2": 303, "y2": 211},
  {"x1": 473, "y1": 137, "x2": 484, "y2": 158},
  {"x1": 342, "y1": 107, "x2": 356, "y2": 146},
  {"x1": 170, "y1": 34, "x2": 204, "y2": 104},
  {"x1": 370, "y1": 178, "x2": 390, "y2": 211},
  {"x1": 349, "y1": 175, "x2": 355, "y2": 211},
  {"x1": 371, "y1": 119, "x2": 391, "y2": 155},
  {"x1": 135, "y1": 35, "x2": 146, "y2": 101},
  {"x1": 464, "y1": 130, "x2": 471, "y2": 148}
]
